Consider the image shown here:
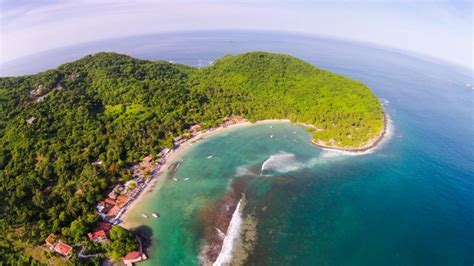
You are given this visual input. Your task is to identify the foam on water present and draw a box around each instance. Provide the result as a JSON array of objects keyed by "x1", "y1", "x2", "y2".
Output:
[
  {"x1": 213, "y1": 198, "x2": 244, "y2": 266},
  {"x1": 235, "y1": 165, "x2": 257, "y2": 177},
  {"x1": 259, "y1": 151, "x2": 342, "y2": 174},
  {"x1": 260, "y1": 152, "x2": 303, "y2": 173}
]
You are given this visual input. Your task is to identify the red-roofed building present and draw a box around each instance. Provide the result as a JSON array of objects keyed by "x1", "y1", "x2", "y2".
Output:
[
  {"x1": 106, "y1": 205, "x2": 121, "y2": 217},
  {"x1": 123, "y1": 251, "x2": 147, "y2": 265},
  {"x1": 54, "y1": 242, "x2": 72, "y2": 257},
  {"x1": 116, "y1": 195, "x2": 128, "y2": 208},
  {"x1": 104, "y1": 197, "x2": 116, "y2": 206},
  {"x1": 87, "y1": 230, "x2": 107, "y2": 242}
]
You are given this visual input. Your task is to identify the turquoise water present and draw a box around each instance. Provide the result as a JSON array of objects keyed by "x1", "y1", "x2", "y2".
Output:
[{"x1": 6, "y1": 31, "x2": 473, "y2": 265}]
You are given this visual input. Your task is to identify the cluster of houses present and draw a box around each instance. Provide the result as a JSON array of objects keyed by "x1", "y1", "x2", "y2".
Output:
[
  {"x1": 222, "y1": 116, "x2": 246, "y2": 127},
  {"x1": 96, "y1": 155, "x2": 160, "y2": 224},
  {"x1": 29, "y1": 83, "x2": 63, "y2": 103},
  {"x1": 44, "y1": 233, "x2": 73, "y2": 259},
  {"x1": 172, "y1": 117, "x2": 246, "y2": 147},
  {"x1": 40, "y1": 117, "x2": 248, "y2": 263},
  {"x1": 87, "y1": 222, "x2": 112, "y2": 242}
]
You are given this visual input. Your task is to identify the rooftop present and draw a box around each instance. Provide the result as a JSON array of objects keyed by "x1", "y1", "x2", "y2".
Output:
[
  {"x1": 123, "y1": 251, "x2": 141, "y2": 260},
  {"x1": 54, "y1": 242, "x2": 72, "y2": 256},
  {"x1": 45, "y1": 233, "x2": 57, "y2": 246},
  {"x1": 88, "y1": 230, "x2": 107, "y2": 241}
]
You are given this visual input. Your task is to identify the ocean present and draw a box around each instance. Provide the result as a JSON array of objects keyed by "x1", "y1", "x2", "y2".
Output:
[{"x1": 3, "y1": 31, "x2": 472, "y2": 265}]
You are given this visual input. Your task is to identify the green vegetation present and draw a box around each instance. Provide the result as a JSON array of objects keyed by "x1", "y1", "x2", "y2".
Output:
[
  {"x1": 0, "y1": 51, "x2": 383, "y2": 261},
  {"x1": 106, "y1": 226, "x2": 138, "y2": 260}
]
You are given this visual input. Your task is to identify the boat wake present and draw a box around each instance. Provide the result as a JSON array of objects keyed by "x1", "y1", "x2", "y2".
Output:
[{"x1": 213, "y1": 198, "x2": 243, "y2": 266}]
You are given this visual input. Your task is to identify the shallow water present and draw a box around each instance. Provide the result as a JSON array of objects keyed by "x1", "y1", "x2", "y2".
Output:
[{"x1": 8, "y1": 31, "x2": 473, "y2": 265}]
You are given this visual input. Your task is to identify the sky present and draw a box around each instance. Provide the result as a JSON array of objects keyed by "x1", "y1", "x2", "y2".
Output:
[{"x1": 0, "y1": 0, "x2": 472, "y2": 69}]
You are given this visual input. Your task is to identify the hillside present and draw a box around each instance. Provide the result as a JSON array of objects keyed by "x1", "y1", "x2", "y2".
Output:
[
  {"x1": 0, "y1": 52, "x2": 383, "y2": 262},
  {"x1": 192, "y1": 52, "x2": 384, "y2": 147}
]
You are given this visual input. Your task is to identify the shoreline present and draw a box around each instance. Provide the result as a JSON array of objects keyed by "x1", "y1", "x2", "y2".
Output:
[
  {"x1": 120, "y1": 115, "x2": 389, "y2": 228},
  {"x1": 120, "y1": 120, "x2": 263, "y2": 228},
  {"x1": 310, "y1": 112, "x2": 389, "y2": 153}
]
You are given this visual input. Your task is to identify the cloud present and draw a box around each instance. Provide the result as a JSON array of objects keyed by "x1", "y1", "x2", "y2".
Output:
[{"x1": 0, "y1": 0, "x2": 472, "y2": 68}]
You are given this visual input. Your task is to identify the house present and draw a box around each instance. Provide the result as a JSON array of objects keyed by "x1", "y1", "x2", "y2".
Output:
[
  {"x1": 92, "y1": 160, "x2": 103, "y2": 166},
  {"x1": 190, "y1": 124, "x2": 201, "y2": 132},
  {"x1": 122, "y1": 251, "x2": 147, "y2": 265},
  {"x1": 222, "y1": 117, "x2": 235, "y2": 127},
  {"x1": 173, "y1": 137, "x2": 186, "y2": 146},
  {"x1": 87, "y1": 230, "x2": 107, "y2": 242},
  {"x1": 26, "y1": 116, "x2": 36, "y2": 124},
  {"x1": 54, "y1": 242, "x2": 72, "y2": 257},
  {"x1": 116, "y1": 195, "x2": 128, "y2": 208},
  {"x1": 45, "y1": 233, "x2": 57, "y2": 248},
  {"x1": 104, "y1": 197, "x2": 116, "y2": 206},
  {"x1": 112, "y1": 184, "x2": 125, "y2": 194},
  {"x1": 106, "y1": 205, "x2": 121, "y2": 217},
  {"x1": 97, "y1": 201, "x2": 113, "y2": 214},
  {"x1": 56, "y1": 83, "x2": 63, "y2": 90},
  {"x1": 108, "y1": 191, "x2": 118, "y2": 200},
  {"x1": 162, "y1": 148, "x2": 171, "y2": 154}
]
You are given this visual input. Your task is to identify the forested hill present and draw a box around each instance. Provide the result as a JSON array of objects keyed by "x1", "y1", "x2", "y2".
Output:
[{"x1": 0, "y1": 52, "x2": 383, "y2": 262}]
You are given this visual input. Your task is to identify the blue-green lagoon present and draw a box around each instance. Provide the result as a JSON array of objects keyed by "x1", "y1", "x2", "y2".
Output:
[
  {"x1": 8, "y1": 31, "x2": 472, "y2": 265},
  {"x1": 124, "y1": 121, "x2": 388, "y2": 265}
]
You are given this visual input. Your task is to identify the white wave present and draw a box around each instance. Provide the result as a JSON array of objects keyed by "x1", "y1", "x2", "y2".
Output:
[
  {"x1": 319, "y1": 148, "x2": 373, "y2": 157},
  {"x1": 215, "y1": 227, "x2": 226, "y2": 240},
  {"x1": 213, "y1": 198, "x2": 243, "y2": 266},
  {"x1": 260, "y1": 152, "x2": 303, "y2": 173},
  {"x1": 259, "y1": 151, "x2": 351, "y2": 175},
  {"x1": 381, "y1": 98, "x2": 390, "y2": 106},
  {"x1": 255, "y1": 116, "x2": 394, "y2": 175}
]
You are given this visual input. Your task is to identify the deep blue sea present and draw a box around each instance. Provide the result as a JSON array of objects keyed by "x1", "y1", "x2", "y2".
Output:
[{"x1": 3, "y1": 31, "x2": 472, "y2": 265}]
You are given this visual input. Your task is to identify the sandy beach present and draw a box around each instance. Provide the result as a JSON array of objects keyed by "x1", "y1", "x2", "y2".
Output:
[
  {"x1": 120, "y1": 117, "x2": 389, "y2": 228},
  {"x1": 120, "y1": 120, "x2": 263, "y2": 228}
]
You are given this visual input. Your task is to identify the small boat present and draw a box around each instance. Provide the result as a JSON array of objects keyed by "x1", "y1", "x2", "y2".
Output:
[
  {"x1": 183, "y1": 177, "x2": 190, "y2": 181},
  {"x1": 269, "y1": 126, "x2": 273, "y2": 128},
  {"x1": 293, "y1": 131, "x2": 297, "y2": 134},
  {"x1": 270, "y1": 134, "x2": 274, "y2": 138},
  {"x1": 141, "y1": 213, "x2": 148, "y2": 218},
  {"x1": 173, "y1": 178, "x2": 178, "y2": 181},
  {"x1": 207, "y1": 155, "x2": 213, "y2": 159},
  {"x1": 152, "y1": 212, "x2": 159, "y2": 218}
]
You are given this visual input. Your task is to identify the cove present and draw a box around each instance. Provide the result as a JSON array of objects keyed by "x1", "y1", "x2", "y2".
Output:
[{"x1": 123, "y1": 121, "x2": 384, "y2": 265}]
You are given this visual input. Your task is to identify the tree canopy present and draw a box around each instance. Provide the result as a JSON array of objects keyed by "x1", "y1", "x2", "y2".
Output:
[{"x1": 0, "y1": 51, "x2": 383, "y2": 261}]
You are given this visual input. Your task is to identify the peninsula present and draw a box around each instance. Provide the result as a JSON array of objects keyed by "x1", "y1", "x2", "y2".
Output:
[{"x1": 0, "y1": 51, "x2": 384, "y2": 263}]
